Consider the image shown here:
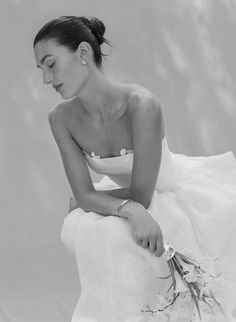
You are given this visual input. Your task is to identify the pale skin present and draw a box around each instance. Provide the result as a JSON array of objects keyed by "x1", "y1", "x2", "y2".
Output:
[{"x1": 34, "y1": 38, "x2": 165, "y2": 256}]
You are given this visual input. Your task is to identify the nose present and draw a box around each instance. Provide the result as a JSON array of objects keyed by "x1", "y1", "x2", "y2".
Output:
[{"x1": 43, "y1": 71, "x2": 53, "y2": 85}]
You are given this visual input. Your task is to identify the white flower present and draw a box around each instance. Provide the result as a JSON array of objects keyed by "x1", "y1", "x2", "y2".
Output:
[
  {"x1": 202, "y1": 282, "x2": 214, "y2": 296},
  {"x1": 91, "y1": 151, "x2": 101, "y2": 158},
  {"x1": 155, "y1": 294, "x2": 170, "y2": 308},
  {"x1": 184, "y1": 270, "x2": 198, "y2": 283},
  {"x1": 204, "y1": 296, "x2": 215, "y2": 306},
  {"x1": 163, "y1": 243, "x2": 176, "y2": 261},
  {"x1": 120, "y1": 148, "x2": 127, "y2": 156}
]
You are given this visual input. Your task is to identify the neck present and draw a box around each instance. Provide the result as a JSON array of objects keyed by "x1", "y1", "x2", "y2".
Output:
[{"x1": 74, "y1": 68, "x2": 127, "y2": 122}]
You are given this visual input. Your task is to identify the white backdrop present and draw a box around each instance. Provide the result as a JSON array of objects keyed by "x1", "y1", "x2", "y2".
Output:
[{"x1": 1, "y1": 0, "x2": 236, "y2": 321}]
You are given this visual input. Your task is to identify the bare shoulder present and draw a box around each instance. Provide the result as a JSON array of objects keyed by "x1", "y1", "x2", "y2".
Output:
[
  {"x1": 48, "y1": 101, "x2": 71, "y2": 124},
  {"x1": 48, "y1": 101, "x2": 74, "y2": 143},
  {"x1": 48, "y1": 97, "x2": 80, "y2": 127},
  {"x1": 127, "y1": 84, "x2": 162, "y2": 114},
  {"x1": 127, "y1": 84, "x2": 165, "y2": 137}
]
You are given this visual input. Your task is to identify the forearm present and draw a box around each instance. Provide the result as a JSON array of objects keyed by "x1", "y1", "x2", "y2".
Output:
[
  {"x1": 78, "y1": 190, "x2": 137, "y2": 218},
  {"x1": 102, "y1": 187, "x2": 151, "y2": 209},
  {"x1": 71, "y1": 186, "x2": 151, "y2": 215},
  {"x1": 90, "y1": 186, "x2": 150, "y2": 210},
  {"x1": 102, "y1": 187, "x2": 131, "y2": 199}
]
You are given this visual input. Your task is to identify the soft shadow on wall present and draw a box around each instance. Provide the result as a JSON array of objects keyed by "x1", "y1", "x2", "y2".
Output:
[{"x1": 1, "y1": 0, "x2": 236, "y2": 321}]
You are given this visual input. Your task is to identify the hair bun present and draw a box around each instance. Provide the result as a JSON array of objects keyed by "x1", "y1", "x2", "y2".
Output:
[{"x1": 85, "y1": 17, "x2": 106, "y2": 45}]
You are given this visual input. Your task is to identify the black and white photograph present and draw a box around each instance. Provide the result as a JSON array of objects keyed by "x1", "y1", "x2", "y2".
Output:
[{"x1": 1, "y1": 0, "x2": 236, "y2": 321}]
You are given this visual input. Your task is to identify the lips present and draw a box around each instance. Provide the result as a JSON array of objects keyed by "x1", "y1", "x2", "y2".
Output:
[{"x1": 54, "y1": 84, "x2": 63, "y2": 91}]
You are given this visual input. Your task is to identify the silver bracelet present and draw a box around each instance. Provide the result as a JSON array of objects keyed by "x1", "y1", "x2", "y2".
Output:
[{"x1": 115, "y1": 199, "x2": 132, "y2": 217}]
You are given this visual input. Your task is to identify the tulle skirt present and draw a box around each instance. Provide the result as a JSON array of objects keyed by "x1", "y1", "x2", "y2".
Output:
[{"x1": 61, "y1": 150, "x2": 236, "y2": 322}]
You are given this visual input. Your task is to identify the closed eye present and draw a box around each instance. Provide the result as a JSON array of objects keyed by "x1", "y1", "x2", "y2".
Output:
[{"x1": 48, "y1": 62, "x2": 55, "y2": 68}]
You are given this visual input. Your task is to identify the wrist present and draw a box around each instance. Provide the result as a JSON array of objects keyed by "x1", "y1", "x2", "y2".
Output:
[{"x1": 118, "y1": 200, "x2": 142, "y2": 219}]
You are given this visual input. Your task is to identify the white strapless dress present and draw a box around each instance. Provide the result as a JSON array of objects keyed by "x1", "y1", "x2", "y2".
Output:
[{"x1": 61, "y1": 137, "x2": 236, "y2": 322}]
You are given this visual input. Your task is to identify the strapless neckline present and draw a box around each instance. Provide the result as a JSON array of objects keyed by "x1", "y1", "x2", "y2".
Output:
[
  {"x1": 83, "y1": 136, "x2": 167, "y2": 160},
  {"x1": 83, "y1": 148, "x2": 134, "y2": 160}
]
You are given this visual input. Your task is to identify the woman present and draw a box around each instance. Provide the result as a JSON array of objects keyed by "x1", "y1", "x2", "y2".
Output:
[{"x1": 33, "y1": 16, "x2": 236, "y2": 321}]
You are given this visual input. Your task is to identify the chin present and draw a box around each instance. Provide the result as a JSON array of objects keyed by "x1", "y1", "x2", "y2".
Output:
[
  {"x1": 60, "y1": 90, "x2": 74, "y2": 100},
  {"x1": 60, "y1": 93, "x2": 70, "y2": 100},
  {"x1": 61, "y1": 88, "x2": 80, "y2": 100}
]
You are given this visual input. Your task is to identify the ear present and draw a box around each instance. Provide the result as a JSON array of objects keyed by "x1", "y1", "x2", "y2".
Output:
[{"x1": 76, "y1": 41, "x2": 91, "y2": 61}]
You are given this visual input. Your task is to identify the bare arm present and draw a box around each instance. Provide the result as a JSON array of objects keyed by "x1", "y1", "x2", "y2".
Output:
[
  {"x1": 128, "y1": 92, "x2": 164, "y2": 208},
  {"x1": 103, "y1": 92, "x2": 164, "y2": 208},
  {"x1": 68, "y1": 92, "x2": 164, "y2": 211},
  {"x1": 69, "y1": 188, "x2": 130, "y2": 212},
  {"x1": 48, "y1": 104, "x2": 139, "y2": 218},
  {"x1": 101, "y1": 187, "x2": 130, "y2": 199}
]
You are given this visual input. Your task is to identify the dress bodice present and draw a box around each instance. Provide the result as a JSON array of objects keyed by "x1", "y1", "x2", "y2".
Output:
[{"x1": 84, "y1": 136, "x2": 179, "y2": 191}]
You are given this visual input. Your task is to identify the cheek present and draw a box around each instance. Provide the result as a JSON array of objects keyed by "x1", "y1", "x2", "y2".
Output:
[
  {"x1": 56, "y1": 58, "x2": 74, "y2": 80},
  {"x1": 64, "y1": 60, "x2": 79, "y2": 81},
  {"x1": 66, "y1": 64, "x2": 86, "y2": 88}
]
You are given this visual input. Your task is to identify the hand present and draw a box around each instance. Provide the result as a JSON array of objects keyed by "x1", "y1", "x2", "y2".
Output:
[
  {"x1": 68, "y1": 196, "x2": 79, "y2": 213},
  {"x1": 120, "y1": 202, "x2": 165, "y2": 257}
]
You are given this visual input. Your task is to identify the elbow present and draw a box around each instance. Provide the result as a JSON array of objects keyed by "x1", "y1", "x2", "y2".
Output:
[
  {"x1": 75, "y1": 189, "x2": 96, "y2": 212},
  {"x1": 137, "y1": 198, "x2": 151, "y2": 209},
  {"x1": 142, "y1": 198, "x2": 152, "y2": 209},
  {"x1": 73, "y1": 189, "x2": 94, "y2": 212},
  {"x1": 130, "y1": 189, "x2": 152, "y2": 209},
  {"x1": 74, "y1": 194, "x2": 88, "y2": 212}
]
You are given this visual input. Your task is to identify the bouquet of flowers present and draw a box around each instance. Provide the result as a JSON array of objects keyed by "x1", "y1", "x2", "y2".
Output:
[{"x1": 141, "y1": 243, "x2": 223, "y2": 321}]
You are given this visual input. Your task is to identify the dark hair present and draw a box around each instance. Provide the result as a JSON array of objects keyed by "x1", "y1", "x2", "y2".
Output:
[{"x1": 33, "y1": 16, "x2": 112, "y2": 68}]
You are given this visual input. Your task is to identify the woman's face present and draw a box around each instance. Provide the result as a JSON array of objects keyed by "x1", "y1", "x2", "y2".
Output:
[{"x1": 34, "y1": 38, "x2": 89, "y2": 99}]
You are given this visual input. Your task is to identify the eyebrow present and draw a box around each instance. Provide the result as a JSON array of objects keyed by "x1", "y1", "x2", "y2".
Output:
[{"x1": 37, "y1": 54, "x2": 54, "y2": 68}]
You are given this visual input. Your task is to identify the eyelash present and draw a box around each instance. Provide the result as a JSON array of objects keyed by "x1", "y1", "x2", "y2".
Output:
[{"x1": 48, "y1": 62, "x2": 55, "y2": 68}]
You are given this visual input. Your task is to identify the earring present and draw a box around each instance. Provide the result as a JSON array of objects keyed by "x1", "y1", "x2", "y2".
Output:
[{"x1": 81, "y1": 59, "x2": 87, "y2": 65}]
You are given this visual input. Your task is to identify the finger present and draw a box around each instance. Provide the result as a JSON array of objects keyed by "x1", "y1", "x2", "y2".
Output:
[
  {"x1": 141, "y1": 239, "x2": 149, "y2": 249},
  {"x1": 155, "y1": 240, "x2": 165, "y2": 257},
  {"x1": 132, "y1": 234, "x2": 142, "y2": 245},
  {"x1": 149, "y1": 236, "x2": 157, "y2": 253}
]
